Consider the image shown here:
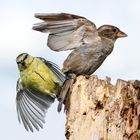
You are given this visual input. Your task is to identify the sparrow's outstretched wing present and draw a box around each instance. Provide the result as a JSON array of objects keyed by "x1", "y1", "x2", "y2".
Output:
[
  {"x1": 16, "y1": 79, "x2": 55, "y2": 132},
  {"x1": 33, "y1": 13, "x2": 99, "y2": 51}
]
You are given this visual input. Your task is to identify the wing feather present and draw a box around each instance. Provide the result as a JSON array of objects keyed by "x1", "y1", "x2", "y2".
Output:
[
  {"x1": 23, "y1": 92, "x2": 46, "y2": 118},
  {"x1": 37, "y1": 57, "x2": 66, "y2": 85},
  {"x1": 16, "y1": 79, "x2": 55, "y2": 132},
  {"x1": 34, "y1": 13, "x2": 84, "y2": 20},
  {"x1": 20, "y1": 99, "x2": 40, "y2": 131},
  {"x1": 18, "y1": 100, "x2": 33, "y2": 132},
  {"x1": 33, "y1": 13, "x2": 98, "y2": 51},
  {"x1": 22, "y1": 95, "x2": 44, "y2": 127}
]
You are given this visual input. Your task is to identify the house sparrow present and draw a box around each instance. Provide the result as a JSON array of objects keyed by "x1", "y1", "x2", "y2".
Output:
[
  {"x1": 16, "y1": 53, "x2": 66, "y2": 131},
  {"x1": 33, "y1": 13, "x2": 127, "y2": 111}
]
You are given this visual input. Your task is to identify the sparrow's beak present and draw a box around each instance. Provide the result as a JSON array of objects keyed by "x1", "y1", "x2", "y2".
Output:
[{"x1": 117, "y1": 31, "x2": 127, "y2": 38}]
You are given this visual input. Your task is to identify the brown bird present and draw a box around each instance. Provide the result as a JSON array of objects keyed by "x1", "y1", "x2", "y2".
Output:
[{"x1": 33, "y1": 13, "x2": 127, "y2": 111}]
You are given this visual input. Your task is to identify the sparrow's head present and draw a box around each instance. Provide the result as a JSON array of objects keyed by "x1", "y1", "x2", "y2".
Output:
[
  {"x1": 97, "y1": 25, "x2": 127, "y2": 41},
  {"x1": 16, "y1": 53, "x2": 34, "y2": 71}
]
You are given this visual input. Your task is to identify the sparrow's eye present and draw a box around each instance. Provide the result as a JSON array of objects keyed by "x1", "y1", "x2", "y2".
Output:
[{"x1": 113, "y1": 28, "x2": 117, "y2": 32}]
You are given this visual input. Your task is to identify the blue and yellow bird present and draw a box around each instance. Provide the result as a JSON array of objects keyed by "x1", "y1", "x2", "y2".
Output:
[{"x1": 16, "y1": 53, "x2": 66, "y2": 132}]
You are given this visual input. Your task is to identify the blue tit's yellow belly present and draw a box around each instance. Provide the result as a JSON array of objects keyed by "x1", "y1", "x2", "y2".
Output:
[{"x1": 20, "y1": 59, "x2": 60, "y2": 97}]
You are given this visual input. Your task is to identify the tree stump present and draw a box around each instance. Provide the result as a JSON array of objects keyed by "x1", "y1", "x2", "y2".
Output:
[{"x1": 65, "y1": 75, "x2": 140, "y2": 140}]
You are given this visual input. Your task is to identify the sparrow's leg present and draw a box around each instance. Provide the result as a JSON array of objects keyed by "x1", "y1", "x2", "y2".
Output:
[
  {"x1": 57, "y1": 74, "x2": 76, "y2": 112},
  {"x1": 63, "y1": 81, "x2": 74, "y2": 113}
]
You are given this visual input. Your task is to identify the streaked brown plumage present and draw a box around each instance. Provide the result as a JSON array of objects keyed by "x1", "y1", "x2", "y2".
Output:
[
  {"x1": 33, "y1": 13, "x2": 127, "y2": 111},
  {"x1": 33, "y1": 13, "x2": 127, "y2": 75}
]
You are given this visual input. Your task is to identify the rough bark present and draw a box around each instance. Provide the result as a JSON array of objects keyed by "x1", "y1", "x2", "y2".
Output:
[{"x1": 65, "y1": 75, "x2": 140, "y2": 140}]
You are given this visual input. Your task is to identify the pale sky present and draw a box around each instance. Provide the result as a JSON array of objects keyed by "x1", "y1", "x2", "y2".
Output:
[{"x1": 0, "y1": 0, "x2": 140, "y2": 140}]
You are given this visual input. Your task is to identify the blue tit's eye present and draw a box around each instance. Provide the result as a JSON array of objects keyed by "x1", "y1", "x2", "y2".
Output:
[
  {"x1": 17, "y1": 60, "x2": 25, "y2": 66},
  {"x1": 17, "y1": 61, "x2": 21, "y2": 64}
]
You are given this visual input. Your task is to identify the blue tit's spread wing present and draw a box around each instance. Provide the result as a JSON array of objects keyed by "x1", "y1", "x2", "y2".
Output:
[
  {"x1": 33, "y1": 13, "x2": 98, "y2": 51},
  {"x1": 37, "y1": 57, "x2": 66, "y2": 84},
  {"x1": 16, "y1": 79, "x2": 55, "y2": 132}
]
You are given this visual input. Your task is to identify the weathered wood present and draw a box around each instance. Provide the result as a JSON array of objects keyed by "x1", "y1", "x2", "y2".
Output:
[{"x1": 65, "y1": 75, "x2": 140, "y2": 140}]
